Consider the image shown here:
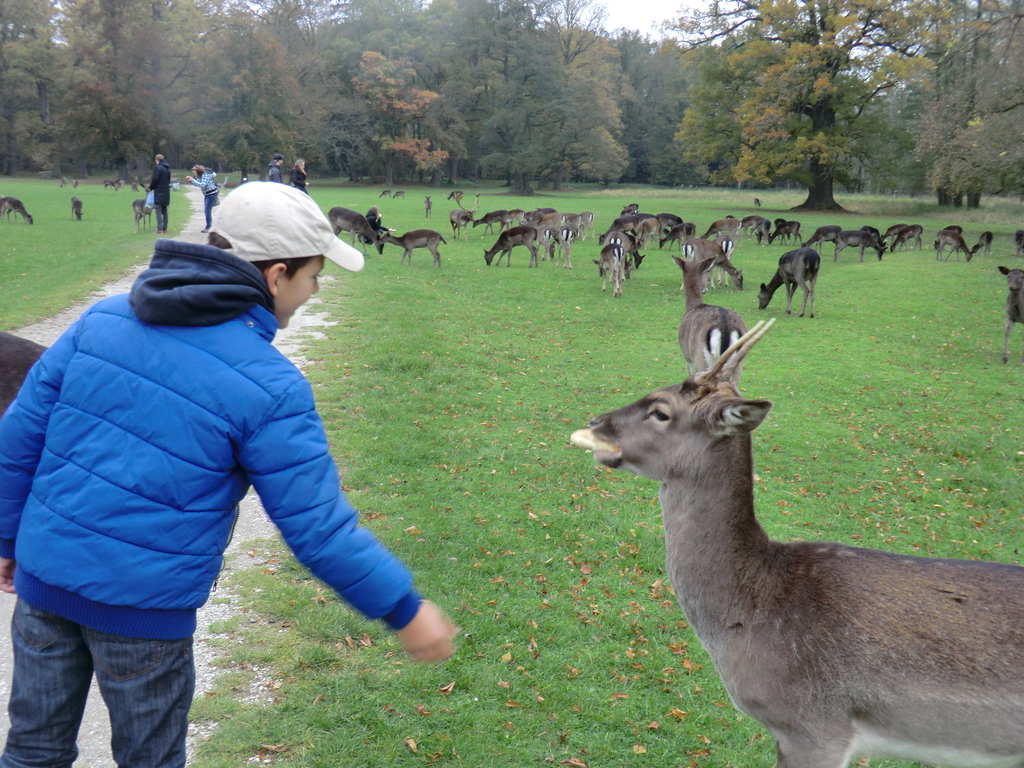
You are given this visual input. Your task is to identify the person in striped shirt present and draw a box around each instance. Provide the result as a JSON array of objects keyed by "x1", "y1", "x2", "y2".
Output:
[{"x1": 185, "y1": 163, "x2": 219, "y2": 232}]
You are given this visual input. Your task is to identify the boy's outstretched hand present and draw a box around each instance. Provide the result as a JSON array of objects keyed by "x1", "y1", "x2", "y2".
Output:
[
  {"x1": 397, "y1": 600, "x2": 458, "y2": 662},
  {"x1": 0, "y1": 557, "x2": 16, "y2": 594}
]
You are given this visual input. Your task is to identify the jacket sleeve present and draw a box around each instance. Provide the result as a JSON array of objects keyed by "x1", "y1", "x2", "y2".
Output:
[
  {"x1": 0, "y1": 325, "x2": 79, "y2": 558},
  {"x1": 238, "y1": 378, "x2": 420, "y2": 629}
]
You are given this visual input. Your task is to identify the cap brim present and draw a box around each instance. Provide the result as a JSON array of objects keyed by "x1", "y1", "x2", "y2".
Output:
[{"x1": 324, "y1": 236, "x2": 365, "y2": 272}]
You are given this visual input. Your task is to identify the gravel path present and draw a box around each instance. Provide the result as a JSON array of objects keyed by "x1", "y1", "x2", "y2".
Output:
[{"x1": 0, "y1": 186, "x2": 337, "y2": 766}]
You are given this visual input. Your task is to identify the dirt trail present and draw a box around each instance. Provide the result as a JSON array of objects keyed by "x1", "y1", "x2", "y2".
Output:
[{"x1": 0, "y1": 186, "x2": 337, "y2": 766}]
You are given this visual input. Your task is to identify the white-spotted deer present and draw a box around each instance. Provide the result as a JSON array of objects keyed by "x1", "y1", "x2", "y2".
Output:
[
  {"x1": 131, "y1": 198, "x2": 152, "y2": 231},
  {"x1": 378, "y1": 229, "x2": 446, "y2": 267},
  {"x1": 483, "y1": 225, "x2": 539, "y2": 267},
  {"x1": 594, "y1": 244, "x2": 625, "y2": 297},
  {"x1": 674, "y1": 255, "x2": 747, "y2": 378},
  {"x1": 934, "y1": 229, "x2": 976, "y2": 262},
  {"x1": 571, "y1": 319, "x2": 1024, "y2": 768},
  {"x1": 70, "y1": 196, "x2": 83, "y2": 221},
  {"x1": 834, "y1": 229, "x2": 886, "y2": 262},
  {"x1": 999, "y1": 266, "x2": 1023, "y2": 364},
  {"x1": 1, "y1": 197, "x2": 33, "y2": 224},
  {"x1": 758, "y1": 247, "x2": 820, "y2": 317},
  {"x1": 328, "y1": 207, "x2": 379, "y2": 254}
]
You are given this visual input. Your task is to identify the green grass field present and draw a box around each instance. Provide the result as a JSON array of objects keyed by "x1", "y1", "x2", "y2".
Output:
[{"x1": 3, "y1": 179, "x2": 1023, "y2": 767}]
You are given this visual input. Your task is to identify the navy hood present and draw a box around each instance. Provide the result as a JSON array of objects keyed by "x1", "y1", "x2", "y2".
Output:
[{"x1": 130, "y1": 239, "x2": 274, "y2": 326}]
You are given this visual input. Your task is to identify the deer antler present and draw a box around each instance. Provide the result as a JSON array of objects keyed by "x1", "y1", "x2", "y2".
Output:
[{"x1": 695, "y1": 318, "x2": 775, "y2": 386}]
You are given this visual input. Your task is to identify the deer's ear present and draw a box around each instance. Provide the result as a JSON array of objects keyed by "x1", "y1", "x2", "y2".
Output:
[
  {"x1": 712, "y1": 399, "x2": 773, "y2": 436},
  {"x1": 999, "y1": 266, "x2": 1010, "y2": 275},
  {"x1": 673, "y1": 255, "x2": 686, "y2": 270}
]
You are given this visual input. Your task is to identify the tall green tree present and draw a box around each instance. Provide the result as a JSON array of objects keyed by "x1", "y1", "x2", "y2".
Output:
[{"x1": 675, "y1": 0, "x2": 935, "y2": 209}]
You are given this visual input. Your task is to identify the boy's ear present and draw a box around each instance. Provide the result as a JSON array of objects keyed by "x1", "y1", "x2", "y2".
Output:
[{"x1": 261, "y1": 262, "x2": 287, "y2": 296}]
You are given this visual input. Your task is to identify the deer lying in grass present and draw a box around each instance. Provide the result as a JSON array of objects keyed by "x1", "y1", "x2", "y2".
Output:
[
  {"x1": 378, "y1": 229, "x2": 446, "y2": 267},
  {"x1": 973, "y1": 231, "x2": 993, "y2": 257},
  {"x1": 758, "y1": 247, "x2": 820, "y2": 317},
  {"x1": 1, "y1": 332, "x2": 45, "y2": 414},
  {"x1": 71, "y1": 196, "x2": 83, "y2": 221},
  {"x1": 483, "y1": 225, "x2": 539, "y2": 267},
  {"x1": 674, "y1": 255, "x2": 747, "y2": 378},
  {"x1": 594, "y1": 244, "x2": 625, "y2": 297},
  {"x1": 1, "y1": 197, "x2": 33, "y2": 224},
  {"x1": 999, "y1": 266, "x2": 1023, "y2": 364},
  {"x1": 659, "y1": 222, "x2": 696, "y2": 249},
  {"x1": 890, "y1": 224, "x2": 924, "y2": 251},
  {"x1": 802, "y1": 225, "x2": 841, "y2": 251},
  {"x1": 768, "y1": 218, "x2": 801, "y2": 245},
  {"x1": 132, "y1": 198, "x2": 153, "y2": 231},
  {"x1": 449, "y1": 208, "x2": 475, "y2": 239},
  {"x1": 834, "y1": 229, "x2": 886, "y2": 262},
  {"x1": 934, "y1": 229, "x2": 976, "y2": 262},
  {"x1": 328, "y1": 207, "x2": 380, "y2": 254},
  {"x1": 571, "y1": 319, "x2": 1024, "y2": 768}
]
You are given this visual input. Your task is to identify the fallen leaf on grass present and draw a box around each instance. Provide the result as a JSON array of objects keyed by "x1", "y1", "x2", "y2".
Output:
[
  {"x1": 405, "y1": 738, "x2": 417, "y2": 753},
  {"x1": 438, "y1": 681, "x2": 456, "y2": 695}
]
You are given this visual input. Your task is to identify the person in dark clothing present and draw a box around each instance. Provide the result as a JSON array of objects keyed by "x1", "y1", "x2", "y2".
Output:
[
  {"x1": 290, "y1": 158, "x2": 308, "y2": 194},
  {"x1": 148, "y1": 154, "x2": 172, "y2": 234},
  {"x1": 364, "y1": 206, "x2": 389, "y2": 252},
  {"x1": 267, "y1": 153, "x2": 284, "y2": 183}
]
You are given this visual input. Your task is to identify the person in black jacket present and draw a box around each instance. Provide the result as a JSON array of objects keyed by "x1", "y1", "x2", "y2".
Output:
[
  {"x1": 267, "y1": 153, "x2": 284, "y2": 183},
  {"x1": 148, "y1": 154, "x2": 172, "y2": 234},
  {"x1": 290, "y1": 158, "x2": 308, "y2": 194}
]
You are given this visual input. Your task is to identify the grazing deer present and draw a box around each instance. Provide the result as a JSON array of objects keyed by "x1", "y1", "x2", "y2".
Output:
[
  {"x1": 594, "y1": 244, "x2": 625, "y2": 297},
  {"x1": 328, "y1": 207, "x2": 379, "y2": 253},
  {"x1": 657, "y1": 212, "x2": 684, "y2": 232},
  {"x1": 740, "y1": 215, "x2": 768, "y2": 237},
  {"x1": 632, "y1": 215, "x2": 662, "y2": 248},
  {"x1": 659, "y1": 222, "x2": 696, "y2": 249},
  {"x1": 834, "y1": 229, "x2": 886, "y2": 262},
  {"x1": 483, "y1": 225, "x2": 539, "y2": 267},
  {"x1": 620, "y1": 203, "x2": 639, "y2": 215},
  {"x1": 524, "y1": 208, "x2": 558, "y2": 225},
  {"x1": 758, "y1": 247, "x2": 820, "y2": 318},
  {"x1": 973, "y1": 231, "x2": 993, "y2": 257},
  {"x1": 379, "y1": 189, "x2": 392, "y2": 198},
  {"x1": 132, "y1": 198, "x2": 153, "y2": 231},
  {"x1": 1015, "y1": 230, "x2": 1024, "y2": 258},
  {"x1": 1, "y1": 197, "x2": 33, "y2": 224},
  {"x1": 681, "y1": 238, "x2": 742, "y2": 292},
  {"x1": 941, "y1": 224, "x2": 963, "y2": 235},
  {"x1": 890, "y1": 224, "x2": 924, "y2": 251},
  {"x1": 506, "y1": 209, "x2": 527, "y2": 229},
  {"x1": 1, "y1": 332, "x2": 46, "y2": 415},
  {"x1": 378, "y1": 229, "x2": 446, "y2": 267},
  {"x1": 600, "y1": 230, "x2": 642, "y2": 276},
  {"x1": 103, "y1": 178, "x2": 122, "y2": 190},
  {"x1": 802, "y1": 225, "x2": 841, "y2": 251},
  {"x1": 58, "y1": 175, "x2": 68, "y2": 188},
  {"x1": 540, "y1": 226, "x2": 576, "y2": 268},
  {"x1": 72, "y1": 178, "x2": 79, "y2": 188},
  {"x1": 674, "y1": 255, "x2": 748, "y2": 378},
  {"x1": 577, "y1": 211, "x2": 595, "y2": 239},
  {"x1": 571, "y1": 318, "x2": 1024, "y2": 768},
  {"x1": 768, "y1": 219, "x2": 801, "y2": 245},
  {"x1": 753, "y1": 196, "x2": 762, "y2": 207},
  {"x1": 701, "y1": 217, "x2": 741, "y2": 240},
  {"x1": 449, "y1": 208, "x2": 475, "y2": 239},
  {"x1": 71, "y1": 196, "x2": 83, "y2": 221},
  {"x1": 473, "y1": 209, "x2": 509, "y2": 235},
  {"x1": 423, "y1": 196, "x2": 432, "y2": 218},
  {"x1": 446, "y1": 190, "x2": 463, "y2": 205},
  {"x1": 883, "y1": 223, "x2": 909, "y2": 247},
  {"x1": 392, "y1": 190, "x2": 405, "y2": 198},
  {"x1": 934, "y1": 230, "x2": 975, "y2": 262},
  {"x1": 999, "y1": 266, "x2": 1024, "y2": 364}
]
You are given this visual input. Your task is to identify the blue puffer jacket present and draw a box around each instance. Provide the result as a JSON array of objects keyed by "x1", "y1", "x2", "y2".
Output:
[{"x1": 0, "y1": 240, "x2": 419, "y2": 639}]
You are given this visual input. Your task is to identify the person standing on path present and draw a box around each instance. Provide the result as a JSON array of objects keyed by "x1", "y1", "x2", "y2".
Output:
[
  {"x1": 267, "y1": 153, "x2": 284, "y2": 183},
  {"x1": 184, "y1": 163, "x2": 218, "y2": 232},
  {"x1": 290, "y1": 158, "x2": 308, "y2": 194},
  {"x1": 0, "y1": 182, "x2": 458, "y2": 768},
  {"x1": 147, "y1": 154, "x2": 171, "y2": 234}
]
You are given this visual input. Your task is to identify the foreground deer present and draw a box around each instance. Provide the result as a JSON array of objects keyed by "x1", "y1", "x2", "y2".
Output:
[
  {"x1": 758, "y1": 247, "x2": 820, "y2": 318},
  {"x1": 1, "y1": 332, "x2": 45, "y2": 414},
  {"x1": 483, "y1": 225, "x2": 539, "y2": 267},
  {"x1": 378, "y1": 229, "x2": 446, "y2": 267},
  {"x1": 834, "y1": 229, "x2": 885, "y2": 262},
  {"x1": 328, "y1": 207, "x2": 379, "y2": 254},
  {"x1": 934, "y1": 229, "x2": 975, "y2": 262},
  {"x1": 1, "y1": 197, "x2": 33, "y2": 224},
  {"x1": 70, "y1": 196, "x2": 83, "y2": 221},
  {"x1": 131, "y1": 199, "x2": 152, "y2": 231},
  {"x1": 571, "y1": 320, "x2": 1024, "y2": 768},
  {"x1": 999, "y1": 266, "x2": 1024, "y2": 364},
  {"x1": 674, "y1": 255, "x2": 747, "y2": 378}
]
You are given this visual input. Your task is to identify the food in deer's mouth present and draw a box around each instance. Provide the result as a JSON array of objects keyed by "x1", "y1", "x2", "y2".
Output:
[{"x1": 570, "y1": 429, "x2": 619, "y2": 454}]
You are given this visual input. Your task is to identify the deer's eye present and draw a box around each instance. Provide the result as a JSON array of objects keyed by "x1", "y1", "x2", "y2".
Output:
[{"x1": 648, "y1": 406, "x2": 671, "y2": 423}]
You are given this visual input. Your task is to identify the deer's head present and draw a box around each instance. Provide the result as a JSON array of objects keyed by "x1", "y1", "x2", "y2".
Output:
[
  {"x1": 1000, "y1": 266, "x2": 1024, "y2": 294},
  {"x1": 572, "y1": 321, "x2": 774, "y2": 481}
]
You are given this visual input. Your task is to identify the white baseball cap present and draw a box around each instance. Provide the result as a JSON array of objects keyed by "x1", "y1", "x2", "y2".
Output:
[{"x1": 212, "y1": 182, "x2": 364, "y2": 272}]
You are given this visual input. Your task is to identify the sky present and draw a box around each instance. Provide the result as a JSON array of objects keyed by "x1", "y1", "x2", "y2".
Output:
[{"x1": 601, "y1": 0, "x2": 688, "y2": 37}]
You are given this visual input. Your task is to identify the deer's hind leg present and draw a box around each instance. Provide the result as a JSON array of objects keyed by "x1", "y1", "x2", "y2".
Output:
[{"x1": 774, "y1": 730, "x2": 854, "y2": 768}]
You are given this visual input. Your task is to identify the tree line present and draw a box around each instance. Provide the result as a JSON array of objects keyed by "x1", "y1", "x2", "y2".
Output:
[{"x1": 1, "y1": 0, "x2": 1020, "y2": 208}]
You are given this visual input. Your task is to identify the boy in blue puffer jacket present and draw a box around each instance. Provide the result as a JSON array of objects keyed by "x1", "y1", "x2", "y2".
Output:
[{"x1": 0, "y1": 182, "x2": 457, "y2": 768}]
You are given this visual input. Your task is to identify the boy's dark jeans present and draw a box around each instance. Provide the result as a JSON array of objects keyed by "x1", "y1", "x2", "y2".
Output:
[
  {"x1": 1, "y1": 600, "x2": 194, "y2": 768},
  {"x1": 202, "y1": 193, "x2": 217, "y2": 229}
]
